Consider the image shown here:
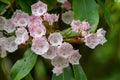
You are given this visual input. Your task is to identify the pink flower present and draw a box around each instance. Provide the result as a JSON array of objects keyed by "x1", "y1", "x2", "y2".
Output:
[
  {"x1": 61, "y1": 0, "x2": 71, "y2": 10},
  {"x1": 12, "y1": 12, "x2": 29, "y2": 27},
  {"x1": 68, "y1": 50, "x2": 81, "y2": 65},
  {"x1": 81, "y1": 30, "x2": 88, "y2": 37},
  {"x1": 84, "y1": 33, "x2": 99, "y2": 49},
  {"x1": 51, "y1": 55, "x2": 69, "y2": 68},
  {"x1": 0, "y1": 16, "x2": 7, "y2": 30},
  {"x1": 29, "y1": 23, "x2": 46, "y2": 38},
  {"x1": 28, "y1": 15, "x2": 43, "y2": 27},
  {"x1": 41, "y1": 45, "x2": 57, "y2": 59},
  {"x1": 48, "y1": 32, "x2": 63, "y2": 46},
  {"x1": 58, "y1": 42, "x2": 73, "y2": 58},
  {"x1": 31, "y1": 1, "x2": 47, "y2": 16},
  {"x1": 0, "y1": 46, "x2": 7, "y2": 58},
  {"x1": 81, "y1": 21, "x2": 90, "y2": 30},
  {"x1": 4, "y1": 19, "x2": 16, "y2": 33},
  {"x1": 31, "y1": 37, "x2": 49, "y2": 55},
  {"x1": 52, "y1": 67, "x2": 63, "y2": 76},
  {"x1": 43, "y1": 13, "x2": 59, "y2": 25},
  {"x1": 71, "y1": 20, "x2": 81, "y2": 33},
  {"x1": 15, "y1": 27, "x2": 29, "y2": 44}
]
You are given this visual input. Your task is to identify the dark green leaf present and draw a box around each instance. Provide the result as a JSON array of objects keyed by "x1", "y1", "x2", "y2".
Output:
[
  {"x1": 97, "y1": 0, "x2": 113, "y2": 28},
  {"x1": 10, "y1": 48, "x2": 37, "y2": 80},
  {"x1": 42, "y1": 0, "x2": 57, "y2": 10},
  {"x1": 18, "y1": 0, "x2": 31, "y2": 14},
  {"x1": 0, "y1": 0, "x2": 11, "y2": 4},
  {"x1": 61, "y1": 28, "x2": 77, "y2": 38},
  {"x1": 24, "y1": 73, "x2": 33, "y2": 80},
  {"x1": 0, "y1": 2, "x2": 8, "y2": 15},
  {"x1": 52, "y1": 66, "x2": 74, "y2": 80},
  {"x1": 73, "y1": 0, "x2": 99, "y2": 32},
  {"x1": 72, "y1": 64, "x2": 87, "y2": 80}
]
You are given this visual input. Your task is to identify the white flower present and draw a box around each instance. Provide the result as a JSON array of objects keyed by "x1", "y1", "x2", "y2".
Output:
[
  {"x1": 4, "y1": 19, "x2": 16, "y2": 33},
  {"x1": 62, "y1": 10, "x2": 74, "y2": 24},
  {"x1": 3, "y1": 36, "x2": 18, "y2": 52},
  {"x1": 31, "y1": 37, "x2": 49, "y2": 55},
  {"x1": 15, "y1": 27, "x2": 29, "y2": 44},
  {"x1": 0, "y1": 16, "x2": 7, "y2": 30},
  {"x1": 68, "y1": 50, "x2": 81, "y2": 65},
  {"x1": 31, "y1": 1, "x2": 47, "y2": 16},
  {"x1": 84, "y1": 33, "x2": 99, "y2": 49},
  {"x1": 58, "y1": 42, "x2": 73, "y2": 58},
  {"x1": 52, "y1": 67, "x2": 63, "y2": 76},
  {"x1": 41, "y1": 46, "x2": 57, "y2": 59},
  {"x1": 48, "y1": 32, "x2": 63, "y2": 46},
  {"x1": 51, "y1": 55, "x2": 69, "y2": 68}
]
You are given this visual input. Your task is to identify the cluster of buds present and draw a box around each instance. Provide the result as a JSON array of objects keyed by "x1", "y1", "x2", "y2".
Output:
[{"x1": 0, "y1": 0, "x2": 107, "y2": 76}]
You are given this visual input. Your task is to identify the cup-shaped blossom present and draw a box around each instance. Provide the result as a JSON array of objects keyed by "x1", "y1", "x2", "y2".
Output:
[
  {"x1": 4, "y1": 19, "x2": 16, "y2": 33},
  {"x1": 62, "y1": 10, "x2": 74, "y2": 24},
  {"x1": 31, "y1": 37, "x2": 49, "y2": 55},
  {"x1": 0, "y1": 16, "x2": 7, "y2": 30},
  {"x1": 41, "y1": 45, "x2": 57, "y2": 59},
  {"x1": 43, "y1": 13, "x2": 59, "y2": 25},
  {"x1": 52, "y1": 67, "x2": 63, "y2": 76},
  {"x1": 29, "y1": 23, "x2": 46, "y2": 38},
  {"x1": 58, "y1": 42, "x2": 73, "y2": 58},
  {"x1": 51, "y1": 55, "x2": 69, "y2": 68},
  {"x1": 28, "y1": 16, "x2": 43, "y2": 27},
  {"x1": 48, "y1": 32, "x2": 63, "y2": 46},
  {"x1": 71, "y1": 20, "x2": 81, "y2": 33},
  {"x1": 12, "y1": 12, "x2": 29, "y2": 27},
  {"x1": 68, "y1": 50, "x2": 81, "y2": 65},
  {"x1": 84, "y1": 33, "x2": 99, "y2": 49},
  {"x1": 15, "y1": 27, "x2": 29, "y2": 44},
  {"x1": 3, "y1": 36, "x2": 18, "y2": 52},
  {"x1": 31, "y1": 1, "x2": 47, "y2": 16},
  {"x1": 96, "y1": 28, "x2": 107, "y2": 45}
]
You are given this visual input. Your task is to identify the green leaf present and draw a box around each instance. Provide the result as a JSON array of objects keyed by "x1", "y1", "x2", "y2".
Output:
[
  {"x1": 52, "y1": 66, "x2": 74, "y2": 80},
  {"x1": 42, "y1": 0, "x2": 57, "y2": 10},
  {"x1": 0, "y1": 3, "x2": 7, "y2": 15},
  {"x1": 10, "y1": 48, "x2": 37, "y2": 80},
  {"x1": 97, "y1": 0, "x2": 113, "y2": 28},
  {"x1": 72, "y1": 64, "x2": 87, "y2": 80},
  {"x1": 18, "y1": 0, "x2": 31, "y2": 14},
  {"x1": 73, "y1": 0, "x2": 99, "y2": 32},
  {"x1": 61, "y1": 28, "x2": 77, "y2": 38},
  {"x1": 0, "y1": 0, "x2": 11, "y2": 4},
  {"x1": 24, "y1": 73, "x2": 33, "y2": 80}
]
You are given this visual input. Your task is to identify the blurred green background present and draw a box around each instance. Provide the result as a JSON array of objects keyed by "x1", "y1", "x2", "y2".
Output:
[{"x1": 0, "y1": 0, "x2": 120, "y2": 80}]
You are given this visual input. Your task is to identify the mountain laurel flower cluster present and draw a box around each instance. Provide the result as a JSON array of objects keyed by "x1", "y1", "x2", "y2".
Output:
[{"x1": 0, "y1": 0, "x2": 107, "y2": 76}]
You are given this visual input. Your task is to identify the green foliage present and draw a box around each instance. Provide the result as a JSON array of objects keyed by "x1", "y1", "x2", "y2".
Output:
[
  {"x1": 52, "y1": 66, "x2": 74, "y2": 80},
  {"x1": 10, "y1": 48, "x2": 37, "y2": 80},
  {"x1": 97, "y1": 0, "x2": 113, "y2": 28},
  {"x1": 72, "y1": 65, "x2": 87, "y2": 80},
  {"x1": 73, "y1": 0, "x2": 99, "y2": 32}
]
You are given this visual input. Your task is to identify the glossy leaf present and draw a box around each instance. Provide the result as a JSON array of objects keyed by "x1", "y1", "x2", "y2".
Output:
[
  {"x1": 24, "y1": 73, "x2": 33, "y2": 80},
  {"x1": 0, "y1": 0, "x2": 11, "y2": 4},
  {"x1": 97, "y1": 0, "x2": 113, "y2": 28},
  {"x1": 61, "y1": 28, "x2": 77, "y2": 38},
  {"x1": 10, "y1": 48, "x2": 37, "y2": 80},
  {"x1": 73, "y1": 0, "x2": 99, "y2": 32},
  {"x1": 18, "y1": 0, "x2": 31, "y2": 14},
  {"x1": 52, "y1": 66, "x2": 74, "y2": 80},
  {"x1": 72, "y1": 64, "x2": 87, "y2": 80}
]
